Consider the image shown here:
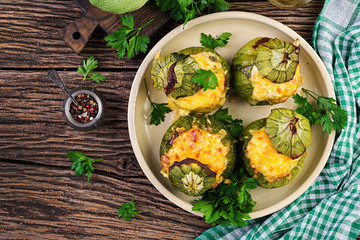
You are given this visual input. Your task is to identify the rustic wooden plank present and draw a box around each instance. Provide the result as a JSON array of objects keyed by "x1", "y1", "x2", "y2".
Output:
[
  {"x1": 229, "y1": 0, "x2": 324, "y2": 42},
  {"x1": 0, "y1": 70, "x2": 141, "y2": 176},
  {"x1": 0, "y1": 161, "x2": 210, "y2": 239},
  {"x1": 60, "y1": 1, "x2": 170, "y2": 53},
  {"x1": 0, "y1": 0, "x2": 323, "y2": 69},
  {"x1": 0, "y1": 1, "x2": 339, "y2": 239}
]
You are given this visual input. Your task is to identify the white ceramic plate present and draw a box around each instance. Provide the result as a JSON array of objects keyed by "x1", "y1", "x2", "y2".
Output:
[{"x1": 128, "y1": 12, "x2": 335, "y2": 219}]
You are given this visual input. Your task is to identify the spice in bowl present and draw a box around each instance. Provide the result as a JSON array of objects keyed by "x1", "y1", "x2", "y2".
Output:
[
  {"x1": 62, "y1": 88, "x2": 106, "y2": 131},
  {"x1": 70, "y1": 93, "x2": 99, "y2": 123}
]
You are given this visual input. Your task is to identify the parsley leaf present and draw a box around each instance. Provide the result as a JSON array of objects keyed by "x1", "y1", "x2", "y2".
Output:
[
  {"x1": 118, "y1": 199, "x2": 151, "y2": 221},
  {"x1": 200, "y1": 32, "x2": 232, "y2": 49},
  {"x1": 66, "y1": 152, "x2": 103, "y2": 182},
  {"x1": 154, "y1": 0, "x2": 230, "y2": 26},
  {"x1": 213, "y1": 0, "x2": 230, "y2": 12},
  {"x1": 77, "y1": 56, "x2": 106, "y2": 83},
  {"x1": 121, "y1": 14, "x2": 134, "y2": 28},
  {"x1": 214, "y1": 107, "x2": 243, "y2": 138},
  {"x1": 105, "y1": 14, "x2": 153, "y2": 59},
  {"x1": 191, "y1": 69, "x2": 219, "y2": 91},
  {"x1": 293, "y1": 88, "x2": 348, "y2": 134},
  {"x1": 89, "y1": 73, "x2": 106, "y2": 84},
  {"x1": 192, "y1": 168, "x2": 257, "y2": 227},
  {"x1": 144, "y1": 78, "x2": 172, "y2": 125}
]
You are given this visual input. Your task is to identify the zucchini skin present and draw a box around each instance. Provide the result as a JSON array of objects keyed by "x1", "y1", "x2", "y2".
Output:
[
  {"x1": 231, "y1": 37, "x2": 300, "y2": 105},
  {"x1": 160, "y1": 114, "x2": 236, "y2": 180},
  {"x1": 239, "y1": 118, "x2": 305, "y2": 188}
]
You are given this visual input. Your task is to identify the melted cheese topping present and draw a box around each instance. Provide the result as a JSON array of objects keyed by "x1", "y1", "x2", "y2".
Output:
[
  {"x1": 246, "y1": 128, "x2": 300, "y2": 182},
  {"x1": 251, "y1": 65, "x2": 303, "y2": 104},
  {"x1": 167, "y1": 52, "x2": 227, "y2": 116},
  {"x1": 161, "y1": 128, "x2": 229, "y2": 183}
]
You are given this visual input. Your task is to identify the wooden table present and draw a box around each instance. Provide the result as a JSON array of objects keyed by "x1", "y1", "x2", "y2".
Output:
[{"x1": 0, "y1": 1, "x2": 325, "y2": 239}]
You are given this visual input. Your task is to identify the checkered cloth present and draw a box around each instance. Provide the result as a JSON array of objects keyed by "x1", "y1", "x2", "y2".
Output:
[{"x1": 196, "y1": 0, "x2": 360, "y2": 239}]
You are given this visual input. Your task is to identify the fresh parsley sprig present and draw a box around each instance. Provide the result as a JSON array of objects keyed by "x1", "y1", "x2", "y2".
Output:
[
  {"x1": 190, "y1": 31, "x2": 232, "y2": 91},
  {"x1": 154, "y1": 0, "x2": 229, "y2": 26},
  {"x1": 192, "y1": 168, "x2": 257, "y2": 227},
  {"x1": 191, "y1": 68, "x2": 220, "y2": 91},
  {"x1": 144, "y1": 79, "x2": 172, "y2": 126},
  {"x1": 118, "y1": 199, "x2": 151, "y2": 221},
  {"x1": 77, "y1": 56, "x2": 106, "y2": 83},
  {"x1": 66, "y1": 152, "x2": 104, "y2": 182},
  {"x1": 293, "y1": 88, "x2": 348, "y2": 134},
  {"x1": 200, "y1": 32, "x2": 232, "y2": 49},
  {"x1": 105, "y1": 14, "x2": 153, "y2": 59},
  {"x1": 214, "y1": 107, "x2": 243, "y2": 138}
]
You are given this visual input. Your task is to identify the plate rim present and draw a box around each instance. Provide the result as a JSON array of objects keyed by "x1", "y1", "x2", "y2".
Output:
[{"x1": 128, "y1": 11, "x2": 335, "y2": 219}]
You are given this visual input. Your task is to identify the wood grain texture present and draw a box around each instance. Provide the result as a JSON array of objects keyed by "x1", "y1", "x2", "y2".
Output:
[
  {"x1": 61, "y1": 15, "x2": 98, "y2": 53},
  {"x1": 0, "y1": 0, "x2": 324, "y2": 69},
  {"x1": 60, "y1": 1, "x2": 170, "y2": 53},
  {"x1": 0, "y1": 162, "x2": 210, "y2": 239},
  {"x1": 0, "y1": 70, "x2": 142, "y2": 177},
  {"x1": 0, "y1": 1, "x2": 327, "y2": 239}
]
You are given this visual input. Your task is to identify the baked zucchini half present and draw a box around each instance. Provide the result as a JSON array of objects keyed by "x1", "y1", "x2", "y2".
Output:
[
  {"x1": 239, "y1": 108, "x2": 311, "y2": 188},
  {"x1": 231, "y1": 37, "x2": 303, "y2": 105},
  {"x1": 160, "y1": 114, "x2": 236, "y2": 196},
  {"x1": 151, "y1": 47, "x2": 231, "y2": 116}
]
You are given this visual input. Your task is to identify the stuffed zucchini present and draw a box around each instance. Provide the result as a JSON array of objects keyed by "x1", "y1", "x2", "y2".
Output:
[
  {"x1": 239, "y1": 108, "x2": 311, "y2": 188},
  {"x1": 231, "y1": 37, "x2": 303, "y2": 105},
  {"x1": 151, "y1": 47, "x2": 230, "y2": 116},
  {"x1": 160, "y1": 114, "x2": 236, "y2": 196}
]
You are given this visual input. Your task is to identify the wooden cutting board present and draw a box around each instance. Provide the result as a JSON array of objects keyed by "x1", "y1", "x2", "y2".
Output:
[{"x1": 60, "y1": 0, "x2": 170, "y2": 53}]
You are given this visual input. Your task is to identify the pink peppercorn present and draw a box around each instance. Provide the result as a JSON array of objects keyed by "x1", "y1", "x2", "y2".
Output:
[{"x1": 69, "y1": 92, "x2": 99, "y2": 124}]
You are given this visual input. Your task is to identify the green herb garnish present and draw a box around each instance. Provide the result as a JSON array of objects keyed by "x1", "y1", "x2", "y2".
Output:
[
  {"x1": 214, "y1": 107, "x2": 243, "y2": 138},
  {"x1": 154, "y1": 0, "x2": 229, "y2": 26},
  {"x1": 190, "y1": 31, "x2": 231, "y2": 90},
  {"x1": 293, "y1": 88, "x2": 347, "y2": 134},
  {"x1": 77, "y1": 56, "x2": 106, "y2": 83},
  {"x1": 66, "y1": 152, "x2": 103, "y2": 181},
  {"x1": 200, "y1": 32, "x2": 232, "y2": 49},
  {"x1": 105, "y1": 14, "x2": 153, "y2": 59},
  {"x1": 118, "y1": 199, "x2": 151, "y2": 221},
  {"x1": 144, "y1": 79, "x2": 172, "y2": 126},
  {"x1": 191, "y1": 68, "x2": 219, "y2": 91},
  {"x1": 192, "y1": 168, "x2": 257, "y2": 227}
]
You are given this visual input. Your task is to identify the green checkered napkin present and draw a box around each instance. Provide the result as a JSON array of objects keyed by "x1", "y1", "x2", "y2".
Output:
[{"x1": 197, "y1": 0, "x2": 360, "y2": 239}]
